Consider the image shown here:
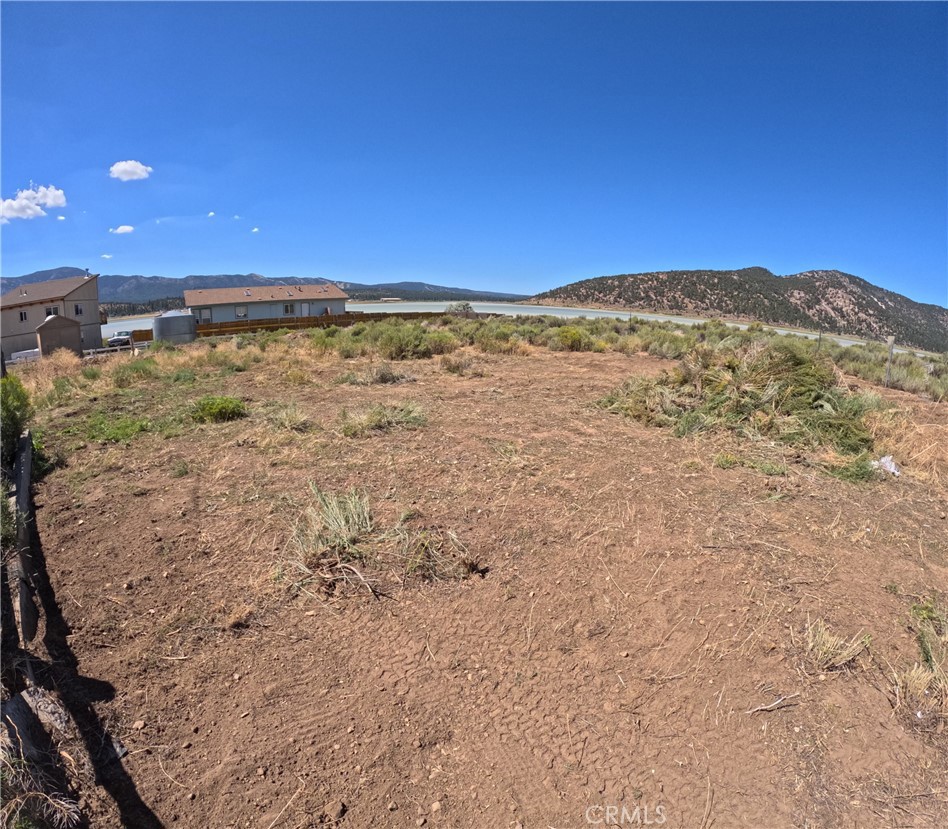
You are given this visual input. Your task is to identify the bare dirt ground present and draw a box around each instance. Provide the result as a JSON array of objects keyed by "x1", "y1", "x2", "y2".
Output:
[{"x1": 25, "y1": 344, "x2": 948, "y2": 828}]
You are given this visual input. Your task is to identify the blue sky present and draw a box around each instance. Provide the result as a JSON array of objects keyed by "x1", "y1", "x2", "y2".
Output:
[{"x1": 1, "y1": 2, "x2": 945, "y2": 306}]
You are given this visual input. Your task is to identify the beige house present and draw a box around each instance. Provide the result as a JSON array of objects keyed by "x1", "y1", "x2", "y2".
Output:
[{"x1": 0, "y1": 274, "x2": 103, "y2": 359}]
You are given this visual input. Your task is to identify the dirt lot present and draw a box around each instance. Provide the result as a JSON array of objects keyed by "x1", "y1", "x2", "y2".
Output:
[{"x1": 21, "y1": 342, "x2": 948, "y2": 827}]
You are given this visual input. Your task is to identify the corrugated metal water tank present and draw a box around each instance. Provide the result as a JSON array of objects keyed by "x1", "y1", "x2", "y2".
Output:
[{"x1": 153, "y1": 311, "x2": 198, "y2": 344}]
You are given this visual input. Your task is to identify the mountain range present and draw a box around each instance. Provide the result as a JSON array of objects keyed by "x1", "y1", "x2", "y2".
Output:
[
  {"x1": 1, "y1": 268, "x2": 526, "y2": 304},
  {"x1": 531, "y1": 267, "x2": 947, "y2": 353}
]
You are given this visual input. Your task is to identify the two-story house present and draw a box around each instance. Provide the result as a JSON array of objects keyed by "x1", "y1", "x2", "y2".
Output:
[{"x1": 0, "y1": 274, "x2": 103, "y2": 359}]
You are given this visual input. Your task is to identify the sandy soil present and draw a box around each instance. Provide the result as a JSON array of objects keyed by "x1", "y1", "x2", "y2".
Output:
[{"x1": 23, "y1": 346, "x2": 948, "y2": 828}]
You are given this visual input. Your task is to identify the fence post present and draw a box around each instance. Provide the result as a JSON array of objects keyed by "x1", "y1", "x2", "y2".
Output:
[{"x1": 884, "y1": 335, "x2": 896, "y2": 388}]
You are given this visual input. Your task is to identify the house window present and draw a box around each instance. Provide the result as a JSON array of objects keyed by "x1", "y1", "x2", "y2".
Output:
[
  {"x1": 45, "y1": 306, "x2": 59, "y2": 316},
  {"x1": 74, "y1": 303, "x2": 84, "y2": 316},
  {"x1": 196, "y1": 308, "x2": 212, "y2": 324},
  {"x1": 283, "y1": 303, "x2": 295, "y2": 315},
  {"x1": 19, "y1": 311, "x2": 28, "y2": 322},
  {"x1": 235, "y1": 305, "x2": 248, "y2": 319}
]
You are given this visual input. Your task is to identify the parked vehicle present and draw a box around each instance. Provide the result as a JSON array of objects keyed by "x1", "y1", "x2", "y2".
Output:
[{"x1": 107, "y1": 330, "x2": 134, "y2": 347}]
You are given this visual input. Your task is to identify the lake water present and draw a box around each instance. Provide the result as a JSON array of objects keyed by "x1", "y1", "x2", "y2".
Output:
[{"x1": 101, "y1": 302, "x2": 891, "y2": 351}]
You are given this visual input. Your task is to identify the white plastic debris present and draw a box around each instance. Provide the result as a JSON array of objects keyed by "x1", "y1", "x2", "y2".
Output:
[{"x1": 871, "y1": 455, "x2": 900, "y2": 476}]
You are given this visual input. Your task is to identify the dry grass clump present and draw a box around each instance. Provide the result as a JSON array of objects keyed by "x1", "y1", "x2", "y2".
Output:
[
  {"x1": 602, "y1": 340, "x2": 884, "y2": 470},
  {"x1": 14, "y1": 349, "x2": 84, "y2": 401},
  {"x1": 285, "y1": 485, "x2": 479, "y2": 599},
  {"x1": 1, "y1": 732, "x2": 81, "y2": 828},
  {"x1": 440, "y1": 352, "x2": 484, "y2": 377},
  {"x1": 337, "y1": 363, "x2": 413, "y2": 386},
  {"x1": 863, "y1": 405, "x2": 948, "y2": 486},
  {"x1": 293, "y1": 485, "x2": 373, "y2": 562},
  {"x1": 896, "y1": 597, "x2": 948, "y2": 718},
  {"x1": 339, "y1": 402, "x2": 426, "y2": 437},
  {"x1": 391, "y1": 525, "x2": 482, "y2": 581},
  {"x1": 805, "y1": 617, "x2": 871, "y2": 671},
  {"x1": 266, "y1": 403, "x2": 312, "y2": 433}
]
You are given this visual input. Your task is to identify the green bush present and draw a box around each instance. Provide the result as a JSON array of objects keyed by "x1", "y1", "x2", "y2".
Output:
[
  {"x1": 551, "y1": 326, "x2": 591, "y2": 352},
  {"x1": 1, "y1": 496, "x2": 15, "y2": 554},
  {"x1": 373, "y1": 322, "x2": 432, "y2": 360},
  {"x1": 1, "y1": 375, "x2": 32, "y2": 471},
  {"x1": 424, "y1": 331, "x2": 460, "y2": 355},
  {"x1": 85, "y1": 412, "x2": 151, "y2": 443},
  {"x1": 445, "y1": 301, "x2": 473, "y2": 314},
  {"x1": 191, "y1": 395, "x2": 247, "y2": 423}
]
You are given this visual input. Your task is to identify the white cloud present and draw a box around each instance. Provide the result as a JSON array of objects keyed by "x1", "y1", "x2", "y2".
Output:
[
  {"x1": 208, "y1": 211, "x2": 215, "y2": 217},
  {"x1": 109, "y1": 225, "x2": 134, "y2": 234},
  {"x1": 251, "y1": 227, "x2": 260, "y2": 233},
  {"x1": 101, "y1": 254, "x2": 113, "y2": 259},
  {"x1": 57, "y1": 215, "x2": 66, "y2": 221},
  {"x1": 109, "y1": 160, "x2": 152, "y2": 181},
  {"x1": 0, "y1": 184, "x2": 67, "y2": 222},
  {"x1": 233, "y1": 214, "x2": 240, "y2": 220}
]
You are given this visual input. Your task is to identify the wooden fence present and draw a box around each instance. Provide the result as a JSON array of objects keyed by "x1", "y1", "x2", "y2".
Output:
[{"x1": 194, "y1": 311, "x2": 447, "y2": 338}]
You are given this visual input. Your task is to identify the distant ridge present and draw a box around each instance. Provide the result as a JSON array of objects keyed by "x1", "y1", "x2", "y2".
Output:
[
  {"x1": 532, "y1": 267, "x2": 947, "y2": 353},
  {"x1": 1, "y1": 268, "x2": 527, "y2": 304}
]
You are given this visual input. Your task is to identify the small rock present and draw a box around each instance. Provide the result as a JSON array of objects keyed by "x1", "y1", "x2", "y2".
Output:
[
  {"x1": 182, "y1": 741, "x2": 192, "y2": 749},
  {"x1": 323, "y1": 800, "x2": 346, "y2": 821},
  {"x1": 431, "y1": 801, "x2": 442, "y2": 812},
  {"x1": 388, "y1": 801, "x2": 398, "y2": 811},
  {"x1": 132, "y1": 720, "x2": 145, "y2": 731},
  {"x1": 187, "y1": 792, "x2": 195, "y2": 801},
  {"x1": 416, "y1": 819, "x2": 427, "y2": 827},
  {"x1": 620, "y1": 651, "x2": 629, "y2": 658},
  {"x1": 123, "y1": 582, "x2": 132, "y2": 590},
  {"x1": 256, "y1": 766, "x2": 266, "y2": 777}
]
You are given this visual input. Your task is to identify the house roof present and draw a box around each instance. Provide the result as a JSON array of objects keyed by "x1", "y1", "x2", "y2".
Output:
[
  {"x1": 1, "y1": 274, "x2": 98, "y2": 309},
  {"x1": 36, "y1": 313, "x2": 80, "y2": 330},
  {"x1": 183, "y1": 283, "x2": 349, "y2": 306}
]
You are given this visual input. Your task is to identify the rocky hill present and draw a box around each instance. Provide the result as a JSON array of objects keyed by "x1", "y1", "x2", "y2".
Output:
[
  {"x1": 532, "y1": 267, "x2": 947, "y2": 352},
  {"x1": 2, "y1": 268, "x2": 526, "y2": 305}
]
